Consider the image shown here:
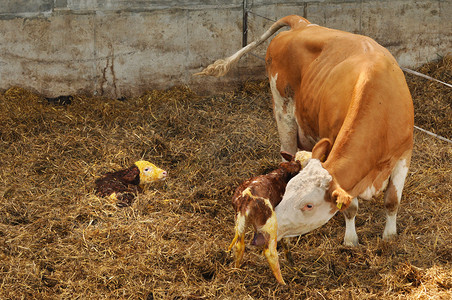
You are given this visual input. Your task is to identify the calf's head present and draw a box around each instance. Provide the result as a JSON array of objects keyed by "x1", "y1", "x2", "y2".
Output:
[
  {"x1": 278, "y1": 151, "x2": 303, "y2": 176},
  {"x1": 134, "y1": 160, "x2": 167, "y2": 185},
  {"x1": 275, "y1": 139, "x2": 353, "y2": 240}
]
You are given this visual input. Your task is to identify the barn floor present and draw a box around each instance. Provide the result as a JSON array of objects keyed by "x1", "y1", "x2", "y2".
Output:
[{"x1": 0, "y1": 56, "x2": 451, "y2": 299}]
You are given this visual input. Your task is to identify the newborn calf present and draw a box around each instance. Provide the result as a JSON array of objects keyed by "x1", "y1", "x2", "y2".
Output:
[
  {"x1": 229, "y1": 151, "x2": 310, "y2": 284},
  {"x1": 95, "y1": 160, "x2": 167, "y2": 207}
]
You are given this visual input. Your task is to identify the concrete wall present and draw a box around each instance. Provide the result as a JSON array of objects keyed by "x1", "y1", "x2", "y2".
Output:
[{"x1": 0, "y1": 0, "x2": 450, "y2": 97}]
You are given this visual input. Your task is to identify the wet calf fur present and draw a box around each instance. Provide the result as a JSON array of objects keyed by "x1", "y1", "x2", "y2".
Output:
[
  {"x1": 95, "y1": 165, "x2": 142, "y2": 207},
  {"x1": 229, "y1": 152, "x2": 303, "y2": 284},
  {"x1": 95, "y1": 161, "x2": 167, "y2": 207}
]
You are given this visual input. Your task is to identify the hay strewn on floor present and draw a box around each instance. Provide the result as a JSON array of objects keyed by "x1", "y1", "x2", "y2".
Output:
[
  {"x1": 406, "y1": 53, "x2": 452, "y2": 139},
  {"x1": 0, "y1": 56, "x2": 451, "y2": 299}
]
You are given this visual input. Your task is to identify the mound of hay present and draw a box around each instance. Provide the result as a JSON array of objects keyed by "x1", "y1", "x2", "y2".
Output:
[{"x1": 0, "y1": 57, "x2": 450, "y2": 299}]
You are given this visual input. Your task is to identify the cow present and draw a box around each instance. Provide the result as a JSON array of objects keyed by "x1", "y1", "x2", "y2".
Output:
[
  {"x1": 196, "y1": 15, "x2": 414, "y2": 246},
  {"x1": 95, "y1": 160, "x2": 167, "y2": 207},
  {"x1": 229, "y1": 151, "x2": 311, "y2": 284}
]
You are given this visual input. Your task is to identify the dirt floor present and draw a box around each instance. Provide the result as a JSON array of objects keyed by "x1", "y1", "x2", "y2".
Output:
[{"x1": 0, "y1": 55, "x2": 451, "y2": 299}]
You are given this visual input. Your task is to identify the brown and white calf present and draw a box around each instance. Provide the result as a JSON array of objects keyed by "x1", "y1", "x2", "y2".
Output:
[
  {"x1": 95, "y1": 160, "x2": 167, "y2": 207},
  {"x1": 229, "y1": 151, "x2": 310, "y2": 284},
  {"x1": 197, "y1": 15, "x2": 414, "y2": 246}
]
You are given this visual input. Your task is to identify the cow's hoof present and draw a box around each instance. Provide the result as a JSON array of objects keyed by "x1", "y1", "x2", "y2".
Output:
[
  {"x1": 382, "y1": 231, "x2": 397, "y2": 240},
  {"x1": 343, "y1": 236, "x2": 359, "y2": 247},
  {"x1": 383, "y1": 224, "x2": 397, "y2": 240}
]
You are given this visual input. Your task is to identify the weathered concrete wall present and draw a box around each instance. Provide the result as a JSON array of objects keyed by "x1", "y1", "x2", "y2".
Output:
[{"x1": 0, "y1": 0, "x2": 450, "y2": 97}]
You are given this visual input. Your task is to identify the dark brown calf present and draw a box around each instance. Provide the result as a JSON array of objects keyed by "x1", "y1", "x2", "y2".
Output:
[
  {"x1": 229, "y1": 151, "x2": 309, "y2": 284},
  {"x1": 95, "y1": 165, "x2": 141, "y2": 207},
  {"x1": 95, "y1": 160, "x2": 167, "y2": 207}
]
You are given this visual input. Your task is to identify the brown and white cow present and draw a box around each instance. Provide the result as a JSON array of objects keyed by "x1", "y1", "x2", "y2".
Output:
[
  {"x1": 229, "y1": 151, "x2": 310, "y2": 284},
  {"x1": 196, "y1": 15, "x2": 414, "y2": 246}
]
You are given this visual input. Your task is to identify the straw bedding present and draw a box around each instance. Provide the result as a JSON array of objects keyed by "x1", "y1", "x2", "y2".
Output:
[{"x1": 0, "y1": 55, "x2": 450, "y2": 299}]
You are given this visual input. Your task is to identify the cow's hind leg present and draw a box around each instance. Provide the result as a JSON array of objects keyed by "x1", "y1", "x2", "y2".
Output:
[
  {"x1": 343, "y1": 197, "x2": 359, "y2": 246},
  {"x1": 383, "y1": 157, "x2": 410, "y2": 240},
  {"x1": 269, "y1": 74, "x2": 298, "y2": 156}
]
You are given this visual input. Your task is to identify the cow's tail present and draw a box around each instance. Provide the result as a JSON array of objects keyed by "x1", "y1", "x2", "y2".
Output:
[{"x1": 194, "y1": 15, "x2": 310, "y2": 77}]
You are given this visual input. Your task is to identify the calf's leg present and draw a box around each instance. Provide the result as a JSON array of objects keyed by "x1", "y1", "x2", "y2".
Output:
[
  {"x1": 228, "y1": 213, "x2": 246, "y2": 267},
  {"x1": 234, "y1": 234, "x2": 246, "y2": 267},
  {"x1": 262, "y1": 217, "x2": 285, "y2": 285}
]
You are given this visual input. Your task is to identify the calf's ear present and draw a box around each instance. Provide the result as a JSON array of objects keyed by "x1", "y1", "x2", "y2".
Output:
[
  {"x1": 123, "y1": 166, "x2": 140, "y2": 182},
  {"x1": 312, "y1": 138, "x2": 332, "y2": 162},
  {"x1": 280, "y1": 151, "x2": 294, "y2": 162}
]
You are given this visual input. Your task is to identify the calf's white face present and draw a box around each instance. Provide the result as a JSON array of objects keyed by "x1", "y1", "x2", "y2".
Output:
[{"x1": 275, "y1": 159, "x2": 338, "y2": 240}]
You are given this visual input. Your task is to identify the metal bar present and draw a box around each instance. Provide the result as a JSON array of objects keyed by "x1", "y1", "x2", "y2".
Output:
[
  {"x1": 247, "y1": 10, "x2": 277, "y2": 22},
  {"x1": 414, "y1": 126, "x2": 452, "y2": 144},
  {"x1": 401, "y1": 67, "x2": 452, "y2": 88},
  {"x1": 242, "y1": 0, "x2": 248, "y2": 47},
  {"x1": 249, "y1": 52, "x2": 265, "y2": 61}
]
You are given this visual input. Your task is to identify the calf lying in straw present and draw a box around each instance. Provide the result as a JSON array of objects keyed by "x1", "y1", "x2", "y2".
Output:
[
  {"x1": 229, "y1": 151, "x2": 311, "y2": 284},
  {"x1": 95, "y1": 160, "x2": 167, "y2": 207}
]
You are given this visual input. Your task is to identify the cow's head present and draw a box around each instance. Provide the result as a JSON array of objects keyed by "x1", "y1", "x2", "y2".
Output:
[{"x1": 275, "y1": 138, "x2": 353, "y2": 240}]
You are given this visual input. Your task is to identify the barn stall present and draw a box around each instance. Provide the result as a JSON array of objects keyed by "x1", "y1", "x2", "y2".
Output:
[
  {"x1": 0, "y1": 54, "x2": 450, "y2": 299},
  {"x1": 1, "y1": 0, "x2": 451, "y2": 298}
]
